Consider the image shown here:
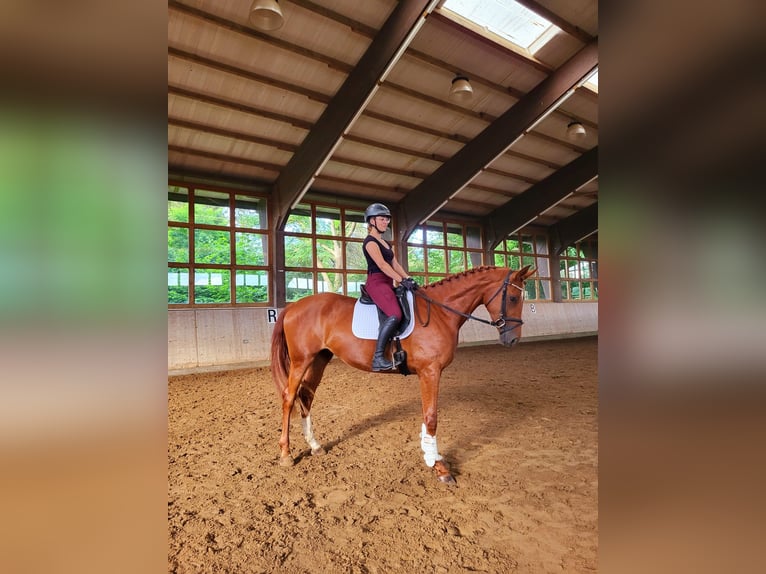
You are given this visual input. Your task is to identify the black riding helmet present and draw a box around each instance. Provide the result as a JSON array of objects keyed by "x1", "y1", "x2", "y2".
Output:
[{"x1": 365, "y1": 203, "x2": 391, "y2": 224}]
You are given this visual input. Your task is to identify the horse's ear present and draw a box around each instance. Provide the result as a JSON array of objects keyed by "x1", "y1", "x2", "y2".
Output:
[{"x1": 518, "y1": 265, "x2": 536, "y2": 280}]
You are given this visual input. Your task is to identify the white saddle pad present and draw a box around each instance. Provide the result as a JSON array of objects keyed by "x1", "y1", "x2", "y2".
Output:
[{"x1": 351, "y1": 291, "x2": 415, "y2": 340}]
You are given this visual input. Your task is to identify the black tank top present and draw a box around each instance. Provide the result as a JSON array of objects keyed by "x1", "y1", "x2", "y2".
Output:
[{"x1": 363, "y1": 235, "x2": 394, "y2": 274}]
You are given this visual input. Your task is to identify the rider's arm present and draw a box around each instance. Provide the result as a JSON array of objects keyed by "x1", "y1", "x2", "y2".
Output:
[{"x1": 390, "y1": 257, "x2": 410, "y2": 282}]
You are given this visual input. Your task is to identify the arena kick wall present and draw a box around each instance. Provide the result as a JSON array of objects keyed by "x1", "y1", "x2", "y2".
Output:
[{"x1": 168, "y1": 302, "x2": 597, "y2": 375}]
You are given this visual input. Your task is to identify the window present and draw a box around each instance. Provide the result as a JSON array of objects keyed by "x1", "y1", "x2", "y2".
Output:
[
  {"x1": 560, "y1": 237, "x2": 598, "y2": 301},
  {"x1": 280, "y1": 204, "x2": 486, "y2": 299},
  {"x1": 440, "y1": 0, "x2": 560, "y2": 56},
  {"x1": 406, "y1": 220, "x2": 484, "y2": 285},
  {"x1": 493, "y1": 231, "x2": 550, "y2": 300},
  {"x1": 584, "y1": 69, "x2": 598, "y2": 94},
  {"x1": 168, "y1": 184, "x2": 269, "y2": 306},
  {"x1": 283, "y1": 202, "x2": 368, "y2": 302}
]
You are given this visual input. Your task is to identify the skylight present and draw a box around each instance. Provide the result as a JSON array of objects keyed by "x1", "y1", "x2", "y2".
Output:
[
  {"x1": 440, "y1": 0, "x2": 560, "y2": 54},
  {"x1": 584, "y1": 70, "x2": 598, "y2": 93}
]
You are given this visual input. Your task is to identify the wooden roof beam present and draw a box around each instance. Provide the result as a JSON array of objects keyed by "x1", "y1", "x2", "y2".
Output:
[
  {"x1": 484, "y1": 147, "x2": 598, "y2": 250},
  {"x1": 550, "y1": 202, "x2": 598, "y2": 255},
  {"x1": 396, "y1": 39, "x2": 597, "y2": 243},
  {"x1": 272, "y1": 0, "x2": 439, "y2": 229}
]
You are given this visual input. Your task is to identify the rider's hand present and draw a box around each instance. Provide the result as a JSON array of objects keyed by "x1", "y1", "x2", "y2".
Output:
[{"x1": 400, "y1": 277, "x2": 419, "y2": 292}]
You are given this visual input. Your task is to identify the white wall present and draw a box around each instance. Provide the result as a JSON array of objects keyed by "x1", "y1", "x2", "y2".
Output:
[{"x1": 168, "y1": 302, "x2": 597, "y2": 374}]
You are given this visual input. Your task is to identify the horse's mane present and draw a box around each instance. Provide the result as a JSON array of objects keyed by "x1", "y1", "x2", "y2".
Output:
[{"x1": 423, "y1": 266, "x2": 500, "y2": 290}]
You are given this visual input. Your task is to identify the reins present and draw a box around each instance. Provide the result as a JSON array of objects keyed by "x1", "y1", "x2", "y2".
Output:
[{"x1": 412, "y1": 269, "x2": 525, "y2": 335}]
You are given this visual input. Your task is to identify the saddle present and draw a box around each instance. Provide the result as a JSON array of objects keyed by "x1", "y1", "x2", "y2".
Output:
[{"x1": 358, "y1": 284, "x2": 412, "y2": 337}]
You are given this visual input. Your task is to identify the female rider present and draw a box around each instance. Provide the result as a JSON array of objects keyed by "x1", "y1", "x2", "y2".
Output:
[{"x1": 362, "y1": 203, "x2": 416, "y2": 371}]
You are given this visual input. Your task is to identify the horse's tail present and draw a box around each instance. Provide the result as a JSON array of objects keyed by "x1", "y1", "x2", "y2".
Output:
[{"x1": 270, "y1": 309, "x2": 290, "y2": 396}]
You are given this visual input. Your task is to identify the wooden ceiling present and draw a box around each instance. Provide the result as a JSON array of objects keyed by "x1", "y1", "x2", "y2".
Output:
[{"x1": 168, "y1": 0, "x2": 598, "y2": 249}]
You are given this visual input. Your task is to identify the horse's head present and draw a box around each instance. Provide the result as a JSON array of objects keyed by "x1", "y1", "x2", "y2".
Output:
[{"x1": 484, "y1": 265, "x2": 536, "y2": 347}]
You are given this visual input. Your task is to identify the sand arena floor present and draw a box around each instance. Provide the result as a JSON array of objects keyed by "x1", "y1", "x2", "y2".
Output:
[{"x1": 168, "y1": 336, "x2": 597, "y2": 573}]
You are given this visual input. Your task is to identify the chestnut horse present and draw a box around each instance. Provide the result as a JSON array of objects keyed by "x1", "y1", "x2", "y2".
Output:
[{"x1": 270, "y1": 265, "x2": 535, "y2": 484}]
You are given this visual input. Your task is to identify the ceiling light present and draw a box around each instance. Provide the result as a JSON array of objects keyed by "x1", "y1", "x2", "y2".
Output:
[
  {"x1": 567, "y1": 121, "x2": 586, "y2": 140},
  {"x1": 449, "y1": 75, "x2": 473, "y2": 102},
  {"x1": 249, "y1": 0, "x2": 284, "y2": 31}
]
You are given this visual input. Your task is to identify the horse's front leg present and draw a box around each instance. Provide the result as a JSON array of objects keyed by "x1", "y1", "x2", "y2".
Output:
[{"x1": 419, "y1": 368, "x2": 456, "y2": 485}]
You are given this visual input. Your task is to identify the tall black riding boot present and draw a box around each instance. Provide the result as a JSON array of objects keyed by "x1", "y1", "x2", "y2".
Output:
[{"x1": 371, "y1": 315, "x2": 400, "y2": 371}]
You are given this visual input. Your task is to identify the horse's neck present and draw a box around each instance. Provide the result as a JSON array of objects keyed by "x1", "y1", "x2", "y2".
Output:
[{"x1": 427, "y1": 271, "x2": 497, "y2": 323}]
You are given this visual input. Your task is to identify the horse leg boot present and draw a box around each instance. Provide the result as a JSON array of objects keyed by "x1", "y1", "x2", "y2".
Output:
[{"x1": 372, "y1": 315, "x2": 399, "y2": 371}]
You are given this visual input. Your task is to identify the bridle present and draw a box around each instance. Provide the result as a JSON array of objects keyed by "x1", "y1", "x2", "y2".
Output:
[{"x1": 412, "y1": 269, "x2": 525, "y2": 335}]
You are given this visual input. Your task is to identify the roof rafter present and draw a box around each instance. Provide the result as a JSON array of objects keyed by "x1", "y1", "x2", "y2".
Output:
[
  {"x1": 396, "y1": 39, "x2": 597, "y2": 242},
  {"x1": 550, "y1": 202, "x2": 598, "y2": 254},
  {"x1": 484, "y1": 147, "x2": 598, "y2": 250},
  {"x1": 272, "y1": 0, "x2": 439, "y2": 229}
]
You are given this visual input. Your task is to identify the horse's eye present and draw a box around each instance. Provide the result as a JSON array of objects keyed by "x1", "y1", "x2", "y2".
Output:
[{"x1": 508, "y1": 295, "x2": 518, "y2": 304}]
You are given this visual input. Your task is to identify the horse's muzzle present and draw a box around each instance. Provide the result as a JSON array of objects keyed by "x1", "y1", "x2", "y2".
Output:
[{"x1": 498, "y1": 319, "x2": 522, "y2": 347}]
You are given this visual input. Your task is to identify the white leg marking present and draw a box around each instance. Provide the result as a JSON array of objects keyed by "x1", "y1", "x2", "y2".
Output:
[
  {"x1": 420, "y1": 423, "x2": 443, "y2": 467},
  {"x1": 301, "y1": 414, "x2": 323, "y2": 453}
]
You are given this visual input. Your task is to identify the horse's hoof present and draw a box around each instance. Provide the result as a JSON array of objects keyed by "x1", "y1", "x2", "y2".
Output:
[
  {"x1": 437, "y1": 473, "x2": 457, "y2": 485},
  {"x1": 311, "y1": 446, "x2": 326, "y2": 456},
  {"x1": 433, "y1": 460, "x2": 456, "y2": 485},
  {"x1": 279, "y1": 455, "x2": 294, "y2": 467}
]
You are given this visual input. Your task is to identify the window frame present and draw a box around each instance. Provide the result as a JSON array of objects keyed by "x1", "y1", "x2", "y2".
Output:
[
  {"x1": 168, "y1": 182, "x2": 271, "y2": 307},
  {"x1": 492, "y1": 230, "x2": 550, "y2": 301},
  {"x1": 405, "y1": 219, "x2": 485, "y2": 285},
  {"x1": 282, "y1": 201, "x2": 369, "y2": 302},
  {"x1": 560, "y1": 237, "x2": 598, "y2": 302}
]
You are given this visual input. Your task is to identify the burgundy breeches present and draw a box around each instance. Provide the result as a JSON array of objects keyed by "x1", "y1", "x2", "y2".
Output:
[{"x1": 365, "y1": 272, "x2": 402, "y2": 320}]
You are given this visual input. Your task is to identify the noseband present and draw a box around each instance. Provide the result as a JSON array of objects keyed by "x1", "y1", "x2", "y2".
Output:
[
  {"x1": 413, "y1": 269, "x2": 525, "y2": 334},
  {"x1": 482, "y1": 269, "x2": 525, "y2": 335}
]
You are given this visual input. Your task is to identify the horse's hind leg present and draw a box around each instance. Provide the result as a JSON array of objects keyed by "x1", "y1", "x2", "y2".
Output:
[
  {"x1": 297, "y1": 350, "x2": 332, "y2": 457},
  {"x1": 280, "y1": 351, "x2": 332, "y2": 465},
  {"x1": 279, "y1": 358, "x2": 311, "y2": 466},
  {"x1": 300, "y1": 413, "x2": 324, "y2": 456}
]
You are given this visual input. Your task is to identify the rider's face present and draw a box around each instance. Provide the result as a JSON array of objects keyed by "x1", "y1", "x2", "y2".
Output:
[{"x1": 375, "y1": 216, "x2": 391, "y2": 227}]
